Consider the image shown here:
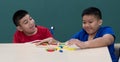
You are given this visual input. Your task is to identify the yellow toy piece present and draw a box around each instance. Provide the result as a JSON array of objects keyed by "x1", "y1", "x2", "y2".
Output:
[
  {"x1": 55, "y1": 42, "x2": 77, "y2": 51},
  {"x1": 55, "y1": 47, "x2": 61, "y2": 50},
  {"x1": 63, "y1": 45, "x2": 76, "y2": 51}
]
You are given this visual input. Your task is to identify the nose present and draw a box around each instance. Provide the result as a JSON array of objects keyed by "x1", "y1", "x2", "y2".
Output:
[
  {"x1": 29, "y1": 20, "x2": 34, "y2": 25},
  {"x1": 85, "y1": 23, "x2": 90, "y2": 27}
]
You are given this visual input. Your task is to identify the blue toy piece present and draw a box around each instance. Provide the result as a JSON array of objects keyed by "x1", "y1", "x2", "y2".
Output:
[
  {"x1": 59, "y1": 50, "x2": 63, "y2": 53},
  {"x1": 59, "y1": 45, "x2": 63, "y2": 49}
]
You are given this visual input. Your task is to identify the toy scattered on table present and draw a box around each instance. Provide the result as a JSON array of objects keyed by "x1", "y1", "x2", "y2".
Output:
[
  {"x1": 45, "y1": 42, "x2": 79, "y2": 52},
  {"x1": 36, "y1": 41, "x2": 58, "y2": 48},
  {"x1": 63, "y1": 45, "x2": 77, "y2": 51},
  {"x1": 59, "y1": 49, "x2": 63, "y2": 53},
  {"x1": 46, "y1": 48, "x2": 57, "y2": 52}
]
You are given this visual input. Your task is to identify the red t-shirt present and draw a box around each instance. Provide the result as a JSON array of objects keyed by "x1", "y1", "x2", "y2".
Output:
[{"x1": 13, "y1": 26, "x2": 53, "y2": 43}]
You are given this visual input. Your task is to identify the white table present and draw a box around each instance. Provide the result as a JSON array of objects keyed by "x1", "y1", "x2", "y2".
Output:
[{"x1": 0, "y1": 43, "x2": 112, "y2": 62}]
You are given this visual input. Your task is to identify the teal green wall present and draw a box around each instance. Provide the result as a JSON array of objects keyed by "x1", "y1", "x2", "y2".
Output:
[{"x1": 0, "y1": 0, "x2": 120, "y2": 43}]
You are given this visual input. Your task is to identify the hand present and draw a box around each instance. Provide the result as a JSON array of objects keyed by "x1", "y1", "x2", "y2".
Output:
[
  {"x1": 31, "y1": 40, "x2": 41, "y2": 43},
  {"x1": 66, "y1": 39, "x2": 80, "y2": 46},
  {"x1": 67, "y1": 39, "x2": 87, "y2": 49},
  {"x1": 35, "y1": 37, "x2": 58, "y2": 46}
]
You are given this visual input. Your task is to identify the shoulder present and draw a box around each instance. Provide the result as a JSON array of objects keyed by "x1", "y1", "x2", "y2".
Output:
[
  {"x1": 36, "y1": 25, "x2": 49, "y2": 30},
  {"x1": 36, "y1": 25, "x2": 47, "y2": 29},
  {"x1": 73, "y1": 28, "x2": 87, "y2": 36},
  {"x1": 14, "y1": 30, "x2": 23, "y2": 35},
  {"x1": 100, "y1": 26, "x2": 113, "y2": 30},
  {"x1": 36, "y1": 26, "x2": 49, "y2": 30},
  {"x1": 36, "y1": 25, "x2": 50, "y2": 33},
  {"x1": 97, "y1": 26, "x2": 115, "y2": 37},
  {"x1": 78, "y1": 28, "x2": 87, "y2": 34},
  {"x1": 99, "y1": 26, "x2": 114, "y2": 32},
  {"x1": 14, "y1": 30, "x2": 25, "y2": 38}
]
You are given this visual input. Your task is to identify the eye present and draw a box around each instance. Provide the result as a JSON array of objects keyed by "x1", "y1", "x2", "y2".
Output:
[
  {"x1": 89, "y1": 21, "x2": 92, "y2": 23},
  {"x1": 23, "y1": 20, "x2": 28, "y2": 24},
  {"x1": 89, "y1": 20, "x2": 93, "y2": 23},
  {"x1": 83, "y1": 21, "x2": 86, "y2": 24}
]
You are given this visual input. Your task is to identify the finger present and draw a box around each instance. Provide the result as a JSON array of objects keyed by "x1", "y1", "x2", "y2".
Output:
[
  {"x1": 67, "y1": 42, "x2": 73, "y2": 46},
  {"x1": 48, "y1": 39, "x2": 52, "y2": 44},
  {"x1": 31, "y1": 40, "x2": 41, "y2": 43},
  {"x1": 34, "y1": 41, "x2": 43, "y2": 46}
]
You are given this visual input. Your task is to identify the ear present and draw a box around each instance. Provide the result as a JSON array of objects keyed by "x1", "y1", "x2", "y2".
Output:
[
  {"x1": 17, "y1": 26, "x2": 23, "y2": 31},
  {"x1": 99, "y1": 19, "x2": 102, "y2": 25}
]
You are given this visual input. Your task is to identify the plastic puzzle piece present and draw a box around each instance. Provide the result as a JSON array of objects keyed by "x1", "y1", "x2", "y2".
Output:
[
  {"x1": 63, "y1": 45, "x2": 76, "y2": 51},
  {"x1": 46, "y1": 48, "x2": 56, "y2": 52},
  {"x1": 59, "y1": 50, "x2": 63, "y2": 53}
]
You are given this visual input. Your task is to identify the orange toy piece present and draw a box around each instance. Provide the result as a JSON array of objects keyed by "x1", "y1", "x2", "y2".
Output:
[{"x1": 46, "y1": 48, "x2": 56, "y2": 52}]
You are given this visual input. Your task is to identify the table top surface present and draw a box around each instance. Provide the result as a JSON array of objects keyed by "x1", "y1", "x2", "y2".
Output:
[{"x1": 0, "y1": 43, "x2": 112, "y2": 62}]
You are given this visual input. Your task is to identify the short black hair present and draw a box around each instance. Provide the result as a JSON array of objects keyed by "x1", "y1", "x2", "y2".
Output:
[
  {"x1": 81, "y1": 7, "x2": 102, "y2": 19},
  {"x1": 13, "y1": 10, "x2": 28, "y2": 26}
]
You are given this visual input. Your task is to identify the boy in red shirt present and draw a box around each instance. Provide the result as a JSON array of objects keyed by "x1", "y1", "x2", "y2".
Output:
[{"x1": 12, "y1": 10, "x2": 57, "y2": 44}]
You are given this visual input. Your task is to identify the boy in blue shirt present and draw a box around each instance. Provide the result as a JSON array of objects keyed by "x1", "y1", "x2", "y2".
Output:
[{"x1": 67, "y1": 7, "x2": 118, "y2": 62}]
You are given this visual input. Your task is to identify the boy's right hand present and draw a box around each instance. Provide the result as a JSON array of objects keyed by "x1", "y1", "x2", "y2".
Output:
[{"x1": 31, "y1": 40, "x2": 41, "y2": 43}]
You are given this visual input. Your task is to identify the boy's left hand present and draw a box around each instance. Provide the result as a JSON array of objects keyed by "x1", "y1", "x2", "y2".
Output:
[
  {"x1": 66, "y1": 39, "x2": 87, "y2": 49},
  {"x1": 34, "y1": 38, "x2": 58, "y2": 46}
]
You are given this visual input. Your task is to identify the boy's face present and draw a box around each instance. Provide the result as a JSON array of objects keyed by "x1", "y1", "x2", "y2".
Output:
[
  {"x1": 82, "y1": 15, "x2": 102, "y2": 35},
  {"x1": 17, "y1": 14, "x2": 37, "y2": 35}
]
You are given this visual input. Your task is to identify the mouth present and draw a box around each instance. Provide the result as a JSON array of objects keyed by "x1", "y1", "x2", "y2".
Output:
[
  {"x1": 84, "y1": 28, "x2": 92, "y2": 33},
  {"x1": 85, "y1": 28, "x2": 91, "y2": 31},
  {"x1": 30, "y1": 25, "x2": 35, "y2": 30}
]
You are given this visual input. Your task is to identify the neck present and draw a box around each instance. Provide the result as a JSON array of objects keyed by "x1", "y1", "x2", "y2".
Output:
[
  {"x1": 25, "y1": 28, "x2": 37, "y2": 36},
  {"x1": 88, "y1": 33, "x2": 96, "y2": 40}
]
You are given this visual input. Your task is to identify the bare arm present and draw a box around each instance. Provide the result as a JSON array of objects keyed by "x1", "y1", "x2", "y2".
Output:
[
  {"x1": 35, "y1": 37, "x2": 58, "y2": 46},
  {"x1": 84, "y1": 34, "x2": 114, "y2": 48},
  {"x1": 67, "y1": 34, "x2": 114, "y2": 49}
]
